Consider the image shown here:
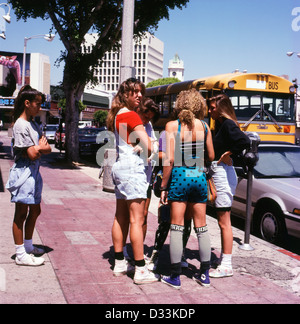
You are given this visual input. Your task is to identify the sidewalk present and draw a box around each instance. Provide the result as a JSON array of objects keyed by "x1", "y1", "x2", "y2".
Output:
[{"x1": 0, "y1": 130, "x2": 300, "y2": 305}]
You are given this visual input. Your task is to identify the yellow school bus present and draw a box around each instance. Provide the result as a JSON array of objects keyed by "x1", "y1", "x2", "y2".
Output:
[{"x1": 145, "y1": 72, "x2": 297, "y2": 143}]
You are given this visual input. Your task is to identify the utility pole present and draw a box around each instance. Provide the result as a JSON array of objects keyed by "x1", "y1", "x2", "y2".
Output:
[{"x1": 120, "y1": 0, "x2": 135, "y2": 84}]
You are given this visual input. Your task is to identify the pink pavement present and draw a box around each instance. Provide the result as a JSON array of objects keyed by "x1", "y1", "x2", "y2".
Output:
[{"x1": 1, "y1": 131, "x2": 300, "y2": 305}]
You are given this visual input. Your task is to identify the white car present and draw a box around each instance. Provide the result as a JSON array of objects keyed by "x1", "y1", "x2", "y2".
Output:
[
  {"x1": 43, "y1": 124, "x2": 58, "y2": 143},
  {"x1": 232, "y1": 142, "x2": 300, "y2": 245}
]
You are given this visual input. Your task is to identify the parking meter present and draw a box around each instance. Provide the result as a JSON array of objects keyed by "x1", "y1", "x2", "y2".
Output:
[
  {"x1": 239, "y1": 132, "x2": 260, "y2": 251},
  {"x1": 243, "y1": 132, "x2": 260, "y2": 170}
]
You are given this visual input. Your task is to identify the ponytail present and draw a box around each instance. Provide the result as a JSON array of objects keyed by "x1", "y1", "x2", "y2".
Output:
[
  {"x1": 13, "y1": 85, "x2": 45, "y2": 121},
  {"x1": 178, "y1": 110, "x2": 194, "y2": 129},
  {"x1": 173, "y1": 89, "x2": 205, "y2": 129}
]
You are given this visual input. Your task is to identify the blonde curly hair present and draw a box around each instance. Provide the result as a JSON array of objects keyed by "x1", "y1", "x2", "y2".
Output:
[{"x1": 173, "y1": 88, "x2": 206, "y2": 129}]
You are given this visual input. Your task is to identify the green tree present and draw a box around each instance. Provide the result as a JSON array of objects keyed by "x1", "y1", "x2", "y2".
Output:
[
  {"x1": 58, "y1": 98, "x2": 86, "y2": 120},
  {"x1": 9, "y1": 0, "x2": 189, "y2": 162},
  {"x1": 93, "y1": 110, "x2": 108, "y2": 127},
  {"x1": 146, "y1": 77, "x2": 181, "y2": 88}
]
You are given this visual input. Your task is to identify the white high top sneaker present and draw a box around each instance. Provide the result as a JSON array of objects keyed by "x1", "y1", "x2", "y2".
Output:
[
  {"x1": 133, "y1": 265, "x2": 160, "y2": 284},
  {"x1": 113, "y1": 259, "x2": 135, "y2": 277}
]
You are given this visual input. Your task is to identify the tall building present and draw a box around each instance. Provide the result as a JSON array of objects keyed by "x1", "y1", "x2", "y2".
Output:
[
  {"x1": 168, "y1": 54, "x2": 184, "y2": 81},
  {"x1": 83, "y1": 32, "x2": 164, "y2": 92}
]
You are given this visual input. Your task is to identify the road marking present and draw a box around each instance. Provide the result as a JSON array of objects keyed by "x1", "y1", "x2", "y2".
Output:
[{"x1": 277, "y1": 249, "x2": 300, "y2": 261}]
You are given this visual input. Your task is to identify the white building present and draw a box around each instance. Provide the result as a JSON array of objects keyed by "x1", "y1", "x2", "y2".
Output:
[
  {"x1": 29, "y1": 53, "x2": 51, "y2": 98},
  {"x1": 83, "y1": 32, "x2": 164, "y2": 92},
  {"x1": 168, "y1": 54, "x2": 184, "y2": 81}
]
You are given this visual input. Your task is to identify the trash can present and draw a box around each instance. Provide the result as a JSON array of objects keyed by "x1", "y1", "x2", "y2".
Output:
[{"x1": 102, "y1": 148, "x2": 117, "y2": 193}]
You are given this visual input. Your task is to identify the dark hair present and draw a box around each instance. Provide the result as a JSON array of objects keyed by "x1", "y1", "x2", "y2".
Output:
[
  {"x1": 139, "y1": 97, "x2": 160, "y2": 124},
  {"x1": 207, "y1": 94, "x2": 238, "y2": 124},
  {"x1": 106, "y1": 78, "x2": 145, "y2": 131},
  {"x1": 13, "y1": 85, "x2": 45, "y2": 121}
]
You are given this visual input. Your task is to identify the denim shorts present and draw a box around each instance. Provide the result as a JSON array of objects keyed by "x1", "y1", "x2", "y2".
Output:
[
  {"x1": 168, "y1": 166, "x2": 207, "y2": 203},
  {"x1": 211, "y1": 162, "x2": 237, "y2": 211},
  {"x1": 6, "y1": 158, "x2": 43, "y2": 205},
  {"x1": 112, "y1": 160, "x2": 148, "y2": 200}
]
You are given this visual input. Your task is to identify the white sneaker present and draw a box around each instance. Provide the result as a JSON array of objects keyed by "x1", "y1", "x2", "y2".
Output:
[
  {"x1": 113, "y1": 259, "x2": 135, "y2": 277},
  {"x1": 209, "y1": 265, "x2": 233, "y2": 278},
  {"x1": 15, "y1": 254, "x2": 45, "y2": 267},
  {"x1": 133, "y1": 265, "x2": 160, "y2": 285}
]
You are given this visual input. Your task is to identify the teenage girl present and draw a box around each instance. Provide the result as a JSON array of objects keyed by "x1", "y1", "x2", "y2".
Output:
[
  {"x1": 106, "y1": 78, "x2": 159, "y2": 285},
  {"x1": 6, "y1": 85, "x2": 51, "y2": 266},
  {"x1": 160, "y1": 89, "x2": 215, "y2": 289},
  {"x1": 207, "y1": 94, "x2": 250, "y2": 278}
]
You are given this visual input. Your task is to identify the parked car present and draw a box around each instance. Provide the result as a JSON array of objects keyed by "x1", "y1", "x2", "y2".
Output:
[
  {"x1": 78, "y1": 127, "x2": 107, "y2": 156},
  {"x1": 55, "y1": 126, "x2": 65, "y2": 149},
  {"x1": 0, "y1": 120, "x2": 3, "y2": 130},
  {"x1": 44, "y1": 124, "x2": 58, "y2": 143},
  {"x1": 78, "y1": 121, "x2": 92, "y2": 128},
  {"x1": 231, "y1": 142, "x2": 300, "y2": 245}
]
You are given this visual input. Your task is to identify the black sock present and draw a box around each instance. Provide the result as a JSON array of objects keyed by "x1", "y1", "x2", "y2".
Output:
[
  {"x1": 115, "y1": 251, "x2": 124, "y2": 260},
  {"x1": 135, "y1": 259, "x2": 146, "y2": 267}
]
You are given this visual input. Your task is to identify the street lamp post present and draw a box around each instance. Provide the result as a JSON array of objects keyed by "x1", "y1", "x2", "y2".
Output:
[
  {"x1": 22, "y1": 34, "x2": 55, "y2": 86},
  {"x1": 0, "y1": 2, "x2": 11, "y2": 40},
  {"x1": 120, "y1": 0, "x2": 135, "y2": 84}
]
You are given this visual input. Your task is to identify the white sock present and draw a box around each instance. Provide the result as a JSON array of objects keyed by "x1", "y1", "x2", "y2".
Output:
[
  {"x1": 15, "y1": 244, "x2": 27, "y2": 260},
  {"x1": 221, "y1": 254, "x2": 232, "y2": 268},
  {"x1": 24, "y1": 239, "x2": 34, "y2": 253}
]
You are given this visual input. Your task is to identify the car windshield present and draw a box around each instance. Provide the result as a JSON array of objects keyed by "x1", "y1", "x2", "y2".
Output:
[
  {"x1": 254, "y1": 146, "x2": 300, "y2": 178},
  {"x1": 227, "y1": 90, "x2": 295, "y2": 123},
  {"x1": 78, "y1": 128, "x2": 100, "y2": 136}
]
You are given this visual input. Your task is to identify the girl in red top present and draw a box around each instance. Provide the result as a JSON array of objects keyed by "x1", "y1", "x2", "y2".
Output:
[{"x1": 107, "y1": 78, "x2": 159, "y2": 285}]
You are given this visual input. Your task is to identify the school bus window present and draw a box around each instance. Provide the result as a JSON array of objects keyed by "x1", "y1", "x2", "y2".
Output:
[
  {"x1": 262, "y1": 98, "x2": 274, "y2": 117},
  {"x1": 199, "y1": 90, "x2": 209, "y2": 100},
  {"x1": 250, "y1": 95, "x2": 261, "y2": 109},
  {"x1": 171, "y1": 93, "x2": 177, "y2": 113},
  {"x1": 239, "y1": 96, "x2": 250, "y2": 110},
  {"x1": 231, "y1": 96, "x2": 238, "y2": 108},
  {"x1": 276, "y1": 99, "x2": 292, "y2": 119},
  {"x1": 162, "y1": 95, "x2": 169, "y2": 116},
  {"x1": 153, "y1": 95, "x2": 162, "y2": 114},
  {"x1": 262, "y1": 94, "x2": 294, "y2": 121}
]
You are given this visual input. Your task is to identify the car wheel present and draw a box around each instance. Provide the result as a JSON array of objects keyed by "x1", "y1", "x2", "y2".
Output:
[{"x1": 254, "y1": 204, "x2": 287, "y2": 245}]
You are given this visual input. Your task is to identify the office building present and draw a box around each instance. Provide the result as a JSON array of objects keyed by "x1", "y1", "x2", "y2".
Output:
[{"x1": 83, "y1": 32, "x2": 164, "y2": 92}]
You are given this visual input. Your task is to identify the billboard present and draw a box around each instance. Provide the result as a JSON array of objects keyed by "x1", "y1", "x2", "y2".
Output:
[{"x1": 0, "y1": 51, "x2": 30, "y2": 97}]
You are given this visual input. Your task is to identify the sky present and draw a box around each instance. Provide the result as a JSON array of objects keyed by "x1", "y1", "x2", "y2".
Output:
[{"x1": 1, "y1": 0, "x2": 300, "y2": 86}]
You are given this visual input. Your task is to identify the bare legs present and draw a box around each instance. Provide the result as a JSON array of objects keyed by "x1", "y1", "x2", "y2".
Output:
[
  {"x1": 13, "y1": 203, "x2": 45, "y2": 266},
  {"x1": 216, "y1": 210, "x2": 233, "y2": 255},
  {"x1": 13, "y1": 203, "x2": 41, "y2": 245},
  {"x1": 112, "y1": 198, "x2": 159, "y2": 283},
  {"x1": 112, "y1": 198, "x2": 145, "y2": 261},
  {"x1": 209, "y1": 210, "x2": 234, "y2": 278}
]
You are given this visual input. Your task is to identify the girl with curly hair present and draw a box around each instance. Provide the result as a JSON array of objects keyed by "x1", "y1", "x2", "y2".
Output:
[{"x1": 160, "y1": 88, "x2": 214, "y2": 289}]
